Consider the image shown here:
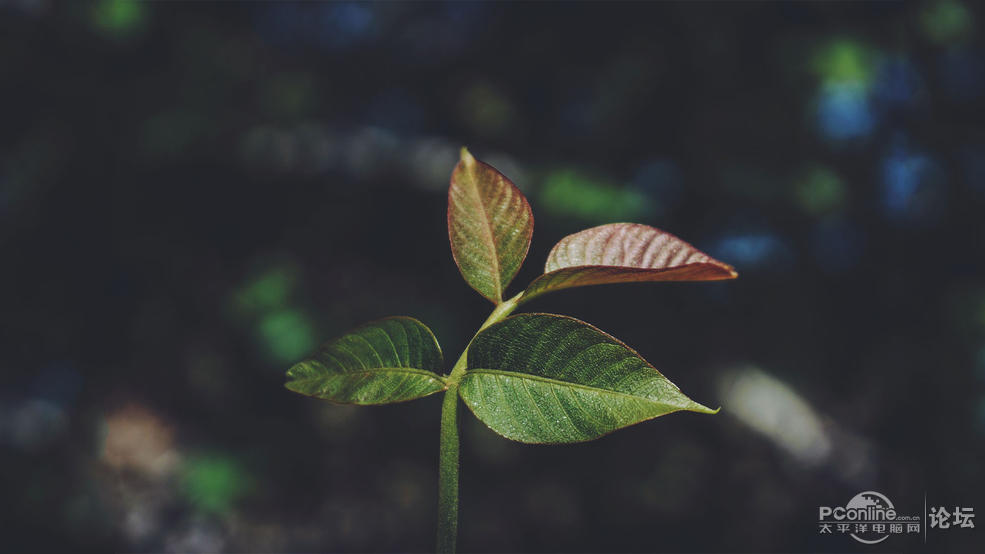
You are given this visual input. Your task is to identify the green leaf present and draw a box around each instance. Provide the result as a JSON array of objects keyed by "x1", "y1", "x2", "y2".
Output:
[
  {"x1": 285, "y1": 316, "x2": 446, "y2": 405},
  {"x1": 459, "y1": 313, "x2": 717, "y2": 444},
  {"x1": 448, "y1": 147, "x2": 534, "y2": 304},
  {"x1": 520, "y1": 223, "x2": 736, "y2": 303}
]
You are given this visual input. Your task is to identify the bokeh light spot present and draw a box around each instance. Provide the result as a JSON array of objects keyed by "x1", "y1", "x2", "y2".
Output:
[
  {"x1": 101, "y1": 404, "x2": 179, "y2": 478},
  {"x1": 259, "y1": 309, "x2": 317, "y2": 363},
  {"x1": 182, "y1": 455, "x2": 252, "y2": 515},
  {"x1": 718, "y1": 367, "x2": 832, "y2": 467},
  {"x1": 91, "y1": 0, "x2": 146, "y2": 38},
  {"x1": 880, "y1": 143, "x2": 947, "y2": 223},
  {"x1": 920, "y1": 0, "x2": 974, "y2": 45},
  {"x1": 233, "y1": 265, "x2": 298, "y2": 318},
  {"x1": 811, "y1": 39, "x2": 875, "y2": 86},
  {"x1": 794, "y1": 165, "x2": 847, "y2": 216},
  {"x1": 539, "y1": 169, "x2": 651, "y2": 224},
  {"x1": 708, "y1": 231, "x2": 792, "y2": 271},
  {"x1": 815, "y1": 82, "x2": 875, "y2": 140}
]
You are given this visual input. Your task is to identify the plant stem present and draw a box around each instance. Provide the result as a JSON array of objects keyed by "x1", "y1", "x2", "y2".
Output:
[
  {"x1": 436, "y1": 292, "x2": 522, "y2": 554},
  {"x1": 436, "y1": 387, "x2": 460, "y2": 554}
]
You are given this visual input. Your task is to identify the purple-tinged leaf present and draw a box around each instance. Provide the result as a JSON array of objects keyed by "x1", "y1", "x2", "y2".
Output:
[
  {"x1": 448, "y1": 148, "x2": 533, "y2": 304},
  {"x1": 520, "y1": 223, "x2": 736, "y2": 303}
]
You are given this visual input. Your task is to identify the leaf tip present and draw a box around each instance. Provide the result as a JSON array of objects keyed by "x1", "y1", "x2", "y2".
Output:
[
  {"x1": 694, "y1": 403, "x2": 721, "y2": 415},
  {"x1": 459, "y1": 146, "x2": 475, "y2": 166}
]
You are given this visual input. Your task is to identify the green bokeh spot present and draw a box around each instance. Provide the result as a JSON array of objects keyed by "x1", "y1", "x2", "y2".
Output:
[
  {"x1": 91, "y1": 0, "x2": 146, "y2": 37},
  {"x1": 182, "y1": 455, "x2": 251, "y2": 515},
  {"x1": 540, "y1": 170, "x2": 651, "y2": 224},
  {"x1": 259, "y1": 309, "x2": 317, "y2": 363},
  {"x1": 921, "y1": 0, "x2": 974, "y2": 45},
  {"x1": 233, "y1": 265, "x2": 298, "y2": 318},
  {"x1": 811, "y1": 39, "x2": 875, "y2": 86},
  {"x1": 795, "y1": 166, "x2": 847, "y2": 216}
]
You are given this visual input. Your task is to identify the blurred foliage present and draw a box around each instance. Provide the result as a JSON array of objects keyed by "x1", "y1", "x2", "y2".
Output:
[
  {"x1": 257, "y1": 309, "x2": 317, "y2": 364},
  {"x1": 795, "y1": 165, "x2": 848, "y2": 216},
  {"x1": 540, "y1": 170, "x2": 651, "y2": 224},
  {"x1": 90, "y1": 0, "x2": 146, "y2": 38},
  {"x1": 182, "y1": 455, "x2": 253, "y2": 515},
  {"x1": 812, "y1": 39, "x2": 876, "y2": 86},
  {"x1": 920, "y1": 0, "x2": 975, "y2": 45},
  {"x1": 231, "y1": 265, "x2": 299, "y2": 318}
]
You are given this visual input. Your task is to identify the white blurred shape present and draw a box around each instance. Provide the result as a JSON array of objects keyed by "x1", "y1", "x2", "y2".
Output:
[
  {"x1": 236, "y1": 123, "x2": 534, "y2": 193},
  {"x1": 124, "y1": 505, "x2": 160, "y2": 542},
  {"x1": 718, "y1": 366, "x2": 832, "y2": 466},
  {"x1": 164, "y1": 520, "x2": 225, "y2": 554}
]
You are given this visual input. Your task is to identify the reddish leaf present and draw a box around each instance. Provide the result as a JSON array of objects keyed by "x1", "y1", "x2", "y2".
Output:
[
  {"x1": 448, "y1": 148, "x2": 533, "y2": 304},
  {"x1": 520, "y1": 223, "x2": 736, "y2": 303}
]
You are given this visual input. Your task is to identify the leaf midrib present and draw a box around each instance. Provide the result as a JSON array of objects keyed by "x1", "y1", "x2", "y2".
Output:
[
  {"x1": 463, "y1": 165, "x2": 503, "y2": 302},
  {"x1": 542, "y1": 261, "x2": 725, "y2": 278},
  {"x1": 462, "y1": 368, "x2": 694, "y2": 409},
  {"x1": 289, "y1": 366, "x2": 447, "y2": 384},
  {"x1": 523, "y1": 262, "x2": 733, "y2": 301}
]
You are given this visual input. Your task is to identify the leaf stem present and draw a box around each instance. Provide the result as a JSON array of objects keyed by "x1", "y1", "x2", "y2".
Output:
[
  {"x1": 446, "y1": 292, "x2": 522, "y2": 385},
  {"x1": 436, "y1": 291, "x2": 522, "y2": 553}
]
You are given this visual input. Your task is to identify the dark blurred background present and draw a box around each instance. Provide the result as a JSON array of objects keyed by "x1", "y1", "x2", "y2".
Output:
[{"x1": 2, "y1": 1, "x2": 983, "y2": 552}]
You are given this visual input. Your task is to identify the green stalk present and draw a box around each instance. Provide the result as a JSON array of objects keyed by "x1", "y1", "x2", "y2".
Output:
[
  {"x1": 436, "y1": 292, "x2": 522, "y2": 554},
  {"x1": 436, "y1": 386, "x2": 460, "y2": 554}
]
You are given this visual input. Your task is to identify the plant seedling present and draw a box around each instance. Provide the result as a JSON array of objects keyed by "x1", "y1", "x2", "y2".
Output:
[{"x1": 284, "y1": 148, "x2": 737, "y2": 553}]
